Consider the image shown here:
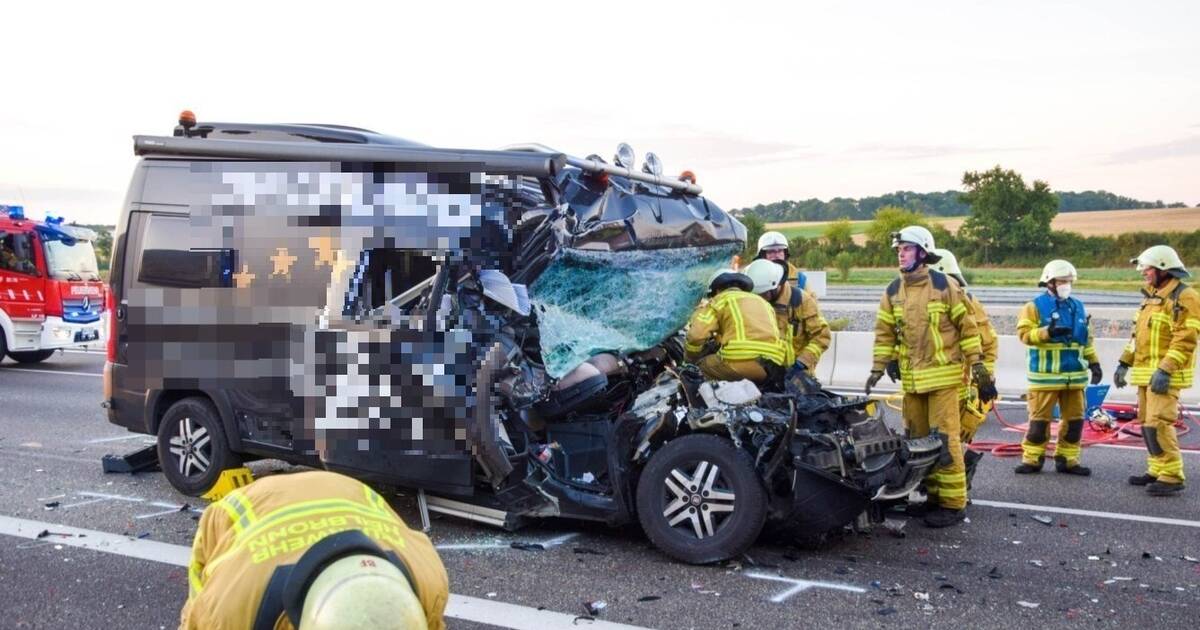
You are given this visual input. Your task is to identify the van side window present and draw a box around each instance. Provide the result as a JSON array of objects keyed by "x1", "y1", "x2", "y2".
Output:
[
  {"x1": 137, "y1": 214, "x2": 235, "y2": 289},
  {"x1": 348, "y1": 249, "x2": 439, "y2": 317},
  {"x1": 0, "y1": 232, "x2": 39, "y2": 276}
]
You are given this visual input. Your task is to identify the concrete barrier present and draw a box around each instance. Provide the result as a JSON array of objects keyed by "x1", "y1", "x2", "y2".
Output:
[{"x1": 816, "y1": 331, "x2": 1199, "y2": 405}]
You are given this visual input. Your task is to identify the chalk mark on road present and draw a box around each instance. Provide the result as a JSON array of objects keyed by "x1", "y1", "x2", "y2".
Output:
[{"x1": 745, "y1": 571, "x2": 866, "y2": 602}]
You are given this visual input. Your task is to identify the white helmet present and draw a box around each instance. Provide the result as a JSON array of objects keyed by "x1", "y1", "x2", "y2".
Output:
[
  {"x1": 1131, "y1": 245, "x2": 1190, "y2": 278},
  {"x1": 707, "y1": 268, "x2": 753, "y2": 294},
  {"x1": 744, "y1": 258, "x2": 785, "y2": 294},
  {"x1": 929, "y1": 248, "x2": 965, "y2": 285},
  {"x1": 1038, "y1": 259, "x2": 1077, "y2": 286},
  {"x1": 756, "y1": 231, "x2": 789, "y2": 256},
  {"x1": 299, "y1": 554, "x2": 428, "y2": 630},
  {"x1": 891, "y1": 225, "x2": 941, "y2": 263}
]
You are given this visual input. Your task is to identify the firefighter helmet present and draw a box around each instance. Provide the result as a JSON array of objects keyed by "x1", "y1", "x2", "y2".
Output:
[
  {"x1": 929, "y1": 248, "x2": 966, "y2": 286},
  {"x1": 890, "y1": 225, "x2": 941, "y2": 263},
  {"x1": 756, "y1": 231, "x2": 790, "y2": 257},
  {"x1": 1038, "y1": 259, "x2": 1078, "y2": 286},
  {"x1": 707, "y1": 268, "x2": 753, "y2": 294},
  {"x1": 1131, "y1": 245, "x2": 1191, "y2": 279},
  {"x1": 744, "y1": 258, "x2": 786, "y2": 295},
  {"x1": 299, "y1": 554, "x2": 427, "y2": 630}
]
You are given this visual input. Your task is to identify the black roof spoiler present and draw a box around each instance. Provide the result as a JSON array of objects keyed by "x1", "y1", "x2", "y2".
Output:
[{"x1": 133, "y1": 135, "x2": 566, "y2": 178}]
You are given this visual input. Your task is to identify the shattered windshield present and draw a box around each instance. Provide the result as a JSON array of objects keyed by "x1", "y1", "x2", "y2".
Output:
[
  {"x1": 530, "y1": 244, "x2": 740, "y2": 378},
  {"x1": 44, "y1": 238, "x2": 101, "y2": 280}
]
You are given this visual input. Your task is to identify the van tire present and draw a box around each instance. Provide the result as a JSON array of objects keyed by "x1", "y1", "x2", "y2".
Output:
[
  {"x1": 156, "y1": 397, "x2": 241, "y2": 496},
  {"x1": 636, "y1": 434, "x2": 766, "y2": 564},
  {"x1": 8, "y1": 349, "x2": 56, "y2": 364}
]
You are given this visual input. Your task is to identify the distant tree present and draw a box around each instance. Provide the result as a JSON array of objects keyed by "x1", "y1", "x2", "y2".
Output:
[
  {"x1": 822, "y1": 218, "x2": 854, "y2": 254},
  {"x1": 959, "y1": 166, "x2": 1058, "y2": 263},
  {"x1": 833, "y1": 251, "x2": 855, "y2": 281},
  {"x1": 803, "y1": 248, "x2": 828, "y2": 271}
]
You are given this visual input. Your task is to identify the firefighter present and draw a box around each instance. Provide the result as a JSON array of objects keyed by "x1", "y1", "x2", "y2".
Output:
[
  {"x1": 744, "y1": 258, "x2": 832, "y2": 373},
  {"x1": 685, "y1": 268, "x2": 788, "y2": 383},
  {"x1": 866, "y1": 226, "x2": 992, "y2": 528},
  {"x1": 180, "y1": 470, "x2": 448, "y2": 630},
  {"x1": 929, "y1": 248, "x2": 998, "y2": 481},
  {"x1": 1013, "y1": 260, "x2": 1101, "y2": 476},
  {"x1": 1115, "y1": 245, "x2": 1198, "y2": 496}
]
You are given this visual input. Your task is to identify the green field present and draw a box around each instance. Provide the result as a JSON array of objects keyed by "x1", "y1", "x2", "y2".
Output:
[
  {"x1": 771, "y1": 221, "x2": 871, "y2": 239},
  {"x1": 826, "y1": 267, "x2": 1143, "y2": 291}
]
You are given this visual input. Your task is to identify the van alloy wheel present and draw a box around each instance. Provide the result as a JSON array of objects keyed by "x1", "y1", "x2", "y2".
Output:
[
  {"x1": 662, "y1": 460, "x2": 736, "y2": 539},
  {"x1": 168, "y1": 417, "x2": 211, "y2": 478}
]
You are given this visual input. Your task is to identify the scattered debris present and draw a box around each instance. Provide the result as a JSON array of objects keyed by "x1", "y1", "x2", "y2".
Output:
[
  {"x1": 486, "y1": 592, "x2": 497, "y2": 598},
  {"x1": 584, "y1": 600, "x2": 607, "y2": 616},
  {"x1": 573, "y1": 547, "x2": 605, "y2": 556},
  {"x1": 870, "y1": 580, "x2": 882, "y2": 589},
  {"x1": 883, "y1": 519, "x2": 907, "y2": 538},
  {"x1": 1031, "y1": 515, "x2": 1053, "y2": 526},
  {"x1": 637, "y1": 596, "x2": 661, "y2": 603},
  {"x1": 1087, "y1": 556, "x2": 1101, "y2": 561},
  {"x1": 834, "y1": 567, "x2": 850, "y2": 575},
  {"x1": 690, "y1": 581, "x2": 720, "y2": 596},
  {"x1": 510, "y1": 542, "x2": 545, "y2": 552},
  {"x1": 988, "y1": 566, "x2": 1003, "y2": 579},
  {"x1": 1012, "y1": 540, "x2": 1023, "y2": 545},
  {"x1": 43, "y1": 502, "x2": 60, "y2": 510},
  {"x1": 1017, "y1": 601, "x2": 1040, "y2": 609},
  {"x1": 1029, "y1": 560, "x2": 1045, "y2": 568},
  {"x1": 136, "y1": 532, "x2": 151, "y2": 539},
  {"x1": 914, "y1": 592, "x2": 930, "y2": 601},
  {"x1": 1183, "y1": 556, "x2": 1199, "y2": 563},
  {"x1": 876, "y1": 607, "x2": 897, "y2": 616}
]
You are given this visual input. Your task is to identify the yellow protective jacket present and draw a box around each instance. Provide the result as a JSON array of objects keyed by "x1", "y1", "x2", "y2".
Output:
[
  {"x1": 769, "y1": 282, "x2": 831, "y2": 369},
  {"x1": 1120, "y1": 277, "x2": 1200, "y2": 389},
  {"x1": 872, "y1": 268, "x2": 983, "y2": 393},
  {"x1": 1016, "y1": 297, "x2": 1099, "y2": 391},
  {"x1": 686, "y1": 288, "x2": 788, "y2": 367},
  {"x1": 180, "y1": 471, "x2": 449, "y2": 630}
]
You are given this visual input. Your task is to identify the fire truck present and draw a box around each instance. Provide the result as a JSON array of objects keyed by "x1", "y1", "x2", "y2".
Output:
[{"x1": 0, "y1": 205, "x2": 108, "y2": 363}]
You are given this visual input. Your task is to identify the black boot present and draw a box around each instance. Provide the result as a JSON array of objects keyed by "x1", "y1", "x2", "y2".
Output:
[
  {"x1": 904, "y1": 501, "x2": 933, "y2": 517},
  {"x1": 1147, "y1": 481, "x2": 1185, "y2": 496},
  {"x1": 1054, "y1": 457, "x2": 1091, "y2": 476},
  {"x1": 1014, "y1": 458, "x2": 1044, "y2": 474},
  {"x1": 1128, "y1": 473, "x2": 1157, "y2": 486},
  {"x1": 923, "y1": 507, "x2": 966, "y2": 528}
]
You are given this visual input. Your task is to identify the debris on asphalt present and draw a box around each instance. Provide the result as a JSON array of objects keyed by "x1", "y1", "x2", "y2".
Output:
[
  {"x1": 883, "y1": 519, "x2": 906, "y2": 538},
  {"x1": 1031, "y1": 515, "x2": 1053, "y2": 526},
  {"x1": 1087, "y1": 555, "x2": 1101, "y2": 561},
  {"x1": 43, "y1": 501, "x2": 60, "y2": 510},
  {"x1": 913, "y1": 591, "x2": 930, "y2": 601},
  {"x1": 510, "y1": 541, "x2": 545, "y2": 551},
  {"x1": 1029, "y1": 560, "x2": 1045, "y2": 568},
  {"x1": 1017, "y1": 601, "x2": 1040, "y2": 609},
  {"x1": 691, "y1": 581, "x2": 720, "y2": 596},
  {"x1": 870, "y1": 580, "x2": 882, "y2": 589},
  {"x1": 834, "y1": 566, "x2": 850, "y2": 575},
  {"x1": 136, "y1": 532, "x2": 151, "y2": 539},
  {"x1": 876, "y1": 607, "x2": 897, "y2": 616},
  {"x1": 584, "y1": 600, "x2": 607, "y2": 616},
  {"x1": 988, "y1": 566, "x2": 1003, "y2": 579},
  {"x1": 573, "y1": 547, "x2": 605, "y2": 556},
  {"x1": 637, "y1": 596, "x2": 661, "y2": 602},
  {"x1": 486, "y1": 592, "x2": 497, "y2": 598},
  {"x1": 1183, "y1": 556, "x2": 1199, "y2": 563}
]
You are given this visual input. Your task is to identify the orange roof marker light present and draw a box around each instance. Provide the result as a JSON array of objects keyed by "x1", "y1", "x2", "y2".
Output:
[
  {"x1": 178, "y1": 110, "x2": 197, "y2": 130},
  {"x1": 679, "y1": 170, "x2": 697, "y2": 185}
]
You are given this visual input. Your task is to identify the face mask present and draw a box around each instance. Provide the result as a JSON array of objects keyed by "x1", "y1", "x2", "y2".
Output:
[{"x1": 1055, "y1": 283, "x2": 1072, "y2": 300}]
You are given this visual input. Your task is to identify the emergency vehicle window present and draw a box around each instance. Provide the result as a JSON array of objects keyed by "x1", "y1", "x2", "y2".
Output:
[
  {"x1": 136, "y1": 214, "x2": 234, "y2": 289},
  {"x1": 0, "y1": 232, "x2": 39, "y2": 276}
]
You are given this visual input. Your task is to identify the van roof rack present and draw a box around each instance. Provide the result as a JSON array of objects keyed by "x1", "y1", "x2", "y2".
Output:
[{"x1": 503, "y1": 143, "x2": 703, "y2": 195}]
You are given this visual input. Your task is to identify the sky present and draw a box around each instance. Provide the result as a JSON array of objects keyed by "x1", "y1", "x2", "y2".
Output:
[{"x1": 2, "y1": 0, "x2": 1198, "y2": 225}]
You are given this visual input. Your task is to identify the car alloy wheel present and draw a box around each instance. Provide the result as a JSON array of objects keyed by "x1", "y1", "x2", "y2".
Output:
[
  {"x1": 168, "y1": 416, "x2": 212, "y2": 479},
  {"x1": 662, "y1": 460, "x2": 736, "y2": 539}
]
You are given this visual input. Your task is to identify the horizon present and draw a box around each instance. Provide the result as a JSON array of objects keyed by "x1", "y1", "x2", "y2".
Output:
[{"x1": 3, "y1": 1, "x2": 1198, "y2": 225}]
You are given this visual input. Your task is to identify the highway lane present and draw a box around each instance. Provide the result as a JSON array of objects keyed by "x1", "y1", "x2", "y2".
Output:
[{"x1": 1, "y1": 352, "x2": 1198, "y2": 629}]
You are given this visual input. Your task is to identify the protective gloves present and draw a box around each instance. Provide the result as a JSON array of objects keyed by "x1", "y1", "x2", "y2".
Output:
[
  {"x1": 1150, "y1": 368, "x2": 1172, "y2": 395},
  {"x1": 885, "y1": 359, "x2": 900, "y2": 382},
  {"x1": 972, "y1": 362, "x2": 997, "y2": 404},
  {"x1": 1089, "y1": 363, "x2": 1103, "y2": 385},
  {"x1": 865, "y1": 370, "x2": 883, "y2": 396},
  {"x1": 1113, "y1": 362, "x2": 1129, "y2": 389}
]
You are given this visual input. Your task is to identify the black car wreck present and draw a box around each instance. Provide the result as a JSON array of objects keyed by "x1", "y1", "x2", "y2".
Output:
[{"x1": 105, "y1": 113, "x2": 943, "y2": 564}]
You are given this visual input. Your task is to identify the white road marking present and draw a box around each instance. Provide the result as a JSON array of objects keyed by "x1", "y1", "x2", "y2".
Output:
[
  {"x1": 745, "y1": 571, "x2": 866, "y2": 602},
  {"x1": 436, "y1": 532, "x2": 578, "y2": 551},
  {"x1": 87, "y1": 434, "x2": 152, "y2": 444},
  {"x1": 0, "y1": 515, "x2": 646, "y2": 629},
  {"x1": 972, "y1": 499, "x2": 1200, "y2": 529},
  {"x1": 0, "y1": 367, "x2": 100, "y2": 377}
]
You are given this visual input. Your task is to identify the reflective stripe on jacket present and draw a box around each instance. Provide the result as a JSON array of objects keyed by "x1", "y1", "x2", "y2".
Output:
[
  {"x1": 871, "y1": 268, "x2": 982, "y2": 393},
  {"x1": 769, "y1": 282, "x2": 831, "y2": 368},
  {"x1": 1016, "y1": 294, "x2": 1098, "y2": 391},
  {"x1": 686, "y1": 288, "x2": 788, "y2": 366},
  {"x1": 179, "y1": 471, "x2": 448, "y2": 630},
  {"x1": 1120, "y1": 278, "x2": 1200, "y2": 388}
]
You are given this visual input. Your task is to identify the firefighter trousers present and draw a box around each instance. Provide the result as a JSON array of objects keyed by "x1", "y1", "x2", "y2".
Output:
[
  {"x1": 697, "y1": 354, "x2": 769, "y2": 384},
  {"x1": 1023, "y1": 389, "x2": 1085, "y2": 467},
  {"x1": 1138, "y1": 387, "x2": 1185, "y2": 485},
  {"x1": 904, "y1": 387, "x2": 966, "y2": 510}
]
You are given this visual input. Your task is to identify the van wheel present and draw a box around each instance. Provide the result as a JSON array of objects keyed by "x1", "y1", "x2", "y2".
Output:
[
  {"x1": 636, "y1": 434, "x2": 766, "y2": 564},
  {"x1": 156, "y1": 398, "x2": 241, "y2": 496},
  {"x1": 8, "y1": 349, "x2": 56, "y2": 364}
]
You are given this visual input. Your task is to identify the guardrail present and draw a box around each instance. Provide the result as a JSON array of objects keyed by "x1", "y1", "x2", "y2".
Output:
[{"x1": 818, "y1": 331, "x2": 1199, "y2": 405}]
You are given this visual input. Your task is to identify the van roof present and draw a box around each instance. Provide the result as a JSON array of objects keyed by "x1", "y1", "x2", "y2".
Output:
[{"x1": 173, "y1": 122, "x2": 427, "y2": 147}]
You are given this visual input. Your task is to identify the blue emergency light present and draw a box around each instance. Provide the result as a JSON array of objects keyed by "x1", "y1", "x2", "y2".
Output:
[
  {"x1": 5, "y1": 205, "x2": 24, "y2": 220},
  {"x1": 45, "y1": 215, "x2": 64, "y2": 225}
]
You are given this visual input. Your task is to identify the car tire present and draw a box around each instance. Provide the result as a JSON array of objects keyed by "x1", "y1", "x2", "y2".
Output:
[
  {"x1": 156, "y1": 397, "x2": 241, "y2": 497},
  {"x1": 8, "y1": 349, "x2": 57, "y2": 364},
  {"x1": 636, "y1": 434, "x2": 766, "y2": 564}
]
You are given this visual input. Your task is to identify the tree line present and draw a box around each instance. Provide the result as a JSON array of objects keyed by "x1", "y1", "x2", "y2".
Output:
[{"x1": 735, "y1": 189, "x2": 1189, "y2": 223}]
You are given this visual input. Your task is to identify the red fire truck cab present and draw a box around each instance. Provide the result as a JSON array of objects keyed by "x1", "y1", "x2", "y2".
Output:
[{"x1": 0, "y1": 205, "x2": 107, "y2": 363}]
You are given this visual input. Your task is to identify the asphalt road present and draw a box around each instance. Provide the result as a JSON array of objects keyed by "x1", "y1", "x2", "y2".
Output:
[{"x1": 2, "y1": 351, "x2": 1199, "y2": 629}]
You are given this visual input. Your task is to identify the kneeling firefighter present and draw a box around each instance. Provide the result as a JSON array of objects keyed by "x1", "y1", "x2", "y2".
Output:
[
  {"x1": 180, "y1": 470, "x2": 448, "y2": 630},
  {"x1": 744, "y1": 258, "x2": 831, "y2": 374},
  {"x1": 929, "y1": 248, "x2": 998, "y2": 483},
  {"x1": 1014, "y1": 260, "x2": 1101, "y2": 476},
  {"x1": 1115, "y1": 245, "x2": 1198, "y2": 496},
  {"x1": 685, "y1": 269, "x2": 788, "y2": 384},
  {"x1": 866, "y1": 226, "x2": 993, "y2": 528}
]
